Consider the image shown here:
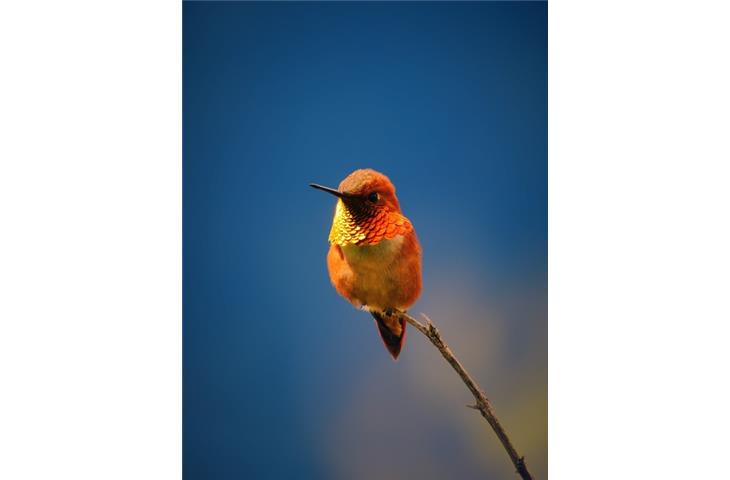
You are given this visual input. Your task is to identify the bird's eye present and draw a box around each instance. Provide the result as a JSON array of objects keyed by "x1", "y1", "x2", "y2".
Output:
[{"x1": 368, "y1": 192, "x2": 379, "y2": 203}]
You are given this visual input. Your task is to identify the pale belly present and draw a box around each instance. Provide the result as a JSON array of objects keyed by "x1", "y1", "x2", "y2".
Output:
[{"x1": 339, "y1": 236, "x2": 409, "y2": 311}]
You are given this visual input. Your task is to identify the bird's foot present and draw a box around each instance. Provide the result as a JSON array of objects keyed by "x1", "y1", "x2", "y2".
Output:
[{"x1": 383, "y1": 308, "x2": 407, "y2": 318}]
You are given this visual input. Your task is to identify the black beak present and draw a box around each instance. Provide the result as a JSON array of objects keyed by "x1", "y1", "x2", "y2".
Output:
[{"x1": 309, "y1": 183, "x2": 356, "y2": 199}]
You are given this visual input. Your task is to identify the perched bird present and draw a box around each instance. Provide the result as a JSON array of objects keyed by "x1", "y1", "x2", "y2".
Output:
[{"x1": 310, "y1": 169, "x2": 422, "y2": 359}]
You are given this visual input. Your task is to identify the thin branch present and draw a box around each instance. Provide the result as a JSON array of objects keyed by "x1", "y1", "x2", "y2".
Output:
[{"x1": 399, "y1": 312, "x2": 534, "y2": 480}]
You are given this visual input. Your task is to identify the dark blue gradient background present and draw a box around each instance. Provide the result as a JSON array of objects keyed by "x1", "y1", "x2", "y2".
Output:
[{"x1": 184, "y1": 2, "x2": 546, "y2": 479}]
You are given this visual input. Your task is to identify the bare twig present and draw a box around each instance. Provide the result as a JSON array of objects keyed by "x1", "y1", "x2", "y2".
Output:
[{"x1": 399, "y1": 312, "x2": 534, "y2": 480}]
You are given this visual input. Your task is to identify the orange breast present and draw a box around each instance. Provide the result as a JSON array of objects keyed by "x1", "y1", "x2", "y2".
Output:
[{"x1": 326, "y1": 228, "x2": 422, "y2": 312}]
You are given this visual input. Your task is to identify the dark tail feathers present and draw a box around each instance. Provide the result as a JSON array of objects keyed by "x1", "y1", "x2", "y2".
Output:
[{"x1": 370, "y1": 310, "x2": 407, "y2": 360}]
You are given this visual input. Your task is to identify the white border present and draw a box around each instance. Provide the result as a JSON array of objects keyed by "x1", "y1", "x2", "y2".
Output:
[
  {"x1": 2, "y1": 1, "x2": 729, "y2": 478},
  {"x1": 550, "y1": 1, "x2": 730, "y2": 478},
  {"x1": 0, "y1": 1, "x2": 181, "y2": 479}
]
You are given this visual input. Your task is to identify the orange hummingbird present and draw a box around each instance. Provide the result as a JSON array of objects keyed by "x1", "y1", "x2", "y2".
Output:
[{"x1": 310, "y1": 169, "x2": 422, "y2": 359}]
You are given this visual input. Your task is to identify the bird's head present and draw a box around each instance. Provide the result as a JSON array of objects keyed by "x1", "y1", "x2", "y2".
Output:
[
  {"x1": 310, "y1": 168, "x2": 411, "y2": 246},
  {"x1": 311, "y1": 168, "x2": 401, "y2": 213}
]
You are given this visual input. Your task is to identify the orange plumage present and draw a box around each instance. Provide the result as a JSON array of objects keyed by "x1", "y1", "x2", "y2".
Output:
[{"x1": 311, "y1": 169, "x2": 422, "y2": 359}]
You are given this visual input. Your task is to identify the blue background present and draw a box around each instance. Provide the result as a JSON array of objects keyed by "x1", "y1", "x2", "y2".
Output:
[{"x1": 184, "y1": 2, "x2": 546, "y2": 479}]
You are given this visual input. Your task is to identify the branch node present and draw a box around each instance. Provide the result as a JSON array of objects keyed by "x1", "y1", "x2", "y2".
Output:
[
  {"x1": 466, "y1": 403, "x2": 480, "y2": 410},
  {"x1": 516, "y1": 457, "x2": 531, "y2": 478}
]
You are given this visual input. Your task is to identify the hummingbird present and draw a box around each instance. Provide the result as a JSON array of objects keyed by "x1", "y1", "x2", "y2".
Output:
[{"x1": 310, "y1": 169, "x2": 422, "y2": 359}]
